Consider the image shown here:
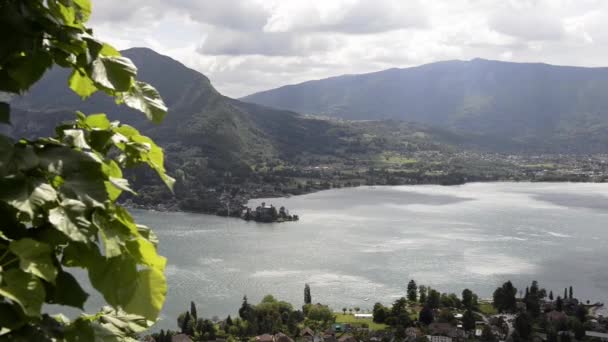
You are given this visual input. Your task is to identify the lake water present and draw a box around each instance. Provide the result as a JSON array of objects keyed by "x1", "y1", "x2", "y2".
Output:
[{"x1": 131, "y1": 182, "x2": 608, "y2": 330}]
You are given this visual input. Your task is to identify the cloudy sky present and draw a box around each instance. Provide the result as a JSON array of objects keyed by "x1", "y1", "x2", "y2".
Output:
[{"x1": 90, "y1": 0, "x2": 608, "y2": 98}]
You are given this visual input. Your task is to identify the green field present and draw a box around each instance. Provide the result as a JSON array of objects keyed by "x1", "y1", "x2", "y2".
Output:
[
  {"x1": 479, "y1": 302, "x2": 498, "y2": 315},
  {"x1": 334, "y1": 313, "x2": 388, "y2": 331}
]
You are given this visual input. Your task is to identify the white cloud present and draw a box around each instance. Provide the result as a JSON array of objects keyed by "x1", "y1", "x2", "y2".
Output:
[{"x1": 88, "y1": 0, "x2": 608, "y2": 98}]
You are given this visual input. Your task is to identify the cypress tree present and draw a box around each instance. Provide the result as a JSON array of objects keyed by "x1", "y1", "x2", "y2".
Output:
[
  {"x1": 549, "y1": 291, "x2": 553, "y2": 301},
  {"x1": 304, "y1": 284, "x2": 312, "y2": 304},
  {"x1": 569, "y1": 286, "x2": 573, "y2": 299},
  {"x1": 190, "y1": 301, "x2": 198, "y2": 321}
]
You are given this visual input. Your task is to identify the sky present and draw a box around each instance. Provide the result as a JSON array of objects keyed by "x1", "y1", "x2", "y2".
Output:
[{"x1": 89, "y1": 0, "x2": 608, "y2": 98}]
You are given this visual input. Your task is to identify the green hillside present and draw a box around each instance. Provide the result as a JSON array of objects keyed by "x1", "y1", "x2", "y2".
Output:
[{"x1": 242, "y1": 59, "x2": 608, "y2": 153}]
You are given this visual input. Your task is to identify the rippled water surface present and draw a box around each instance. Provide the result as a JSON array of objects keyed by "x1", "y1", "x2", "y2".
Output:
[{"x1": 130, "y1": 183, "x2": 608, "y2": 330}]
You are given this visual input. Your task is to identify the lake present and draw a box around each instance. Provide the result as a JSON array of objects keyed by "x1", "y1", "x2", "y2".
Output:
[{"x1": 131, "y1": 182, "x2": 608, "y2": 330}]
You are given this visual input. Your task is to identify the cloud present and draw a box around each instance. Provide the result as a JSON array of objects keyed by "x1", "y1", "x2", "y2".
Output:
[
  {"x1": 87, "y1": 0, "x2": 608, "y2": 98},
  {"x1": 263, "y1": 0, "x2": 429, "y2": 34},
  {"x1": 199, "y1": 29, "x2": 338, "y2": 56}
]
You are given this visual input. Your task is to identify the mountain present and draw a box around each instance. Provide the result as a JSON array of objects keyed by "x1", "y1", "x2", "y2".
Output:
[
  {"x1": 241, "y1": 59, "x2": 608, "y2": 152},
  {"x1": 6, "y1": 48, "x2": 484, "y2": 213}
]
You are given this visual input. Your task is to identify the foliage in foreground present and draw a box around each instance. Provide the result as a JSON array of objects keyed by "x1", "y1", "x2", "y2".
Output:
[{"x1": 0, "y1": 0, "x2": 173, "y2": 340}]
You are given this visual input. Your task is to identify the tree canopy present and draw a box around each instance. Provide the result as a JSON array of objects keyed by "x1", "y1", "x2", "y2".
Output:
[{"x1": 0, "y1": 0, "x2": 173, "y2": 340}]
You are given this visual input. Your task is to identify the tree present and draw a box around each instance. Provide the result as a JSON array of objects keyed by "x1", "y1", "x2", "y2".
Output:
[
  {"x1": 493, "y1": 281, "x2": 517, "y2": 313},
  {"x1": 419, "y1": 285, "x2": 427, "y2": 304},
  {"x1": 462, "y1": 309, "x2": 476, "y2": 331},
  {"x1": 304, "y1": 284, "x2": 312, "y2": 305},
  {"x1": 191, "y1": 301, "x2": 198, "y2": 321},
  {"x1": 427, "y1": 289, "x2": 441, "y2": 309},
  {"x1": 355, "y1": 307, "x2": 360, "y2": 313},
  {"x1": 569, "y1": 286, "x2": 573, "y2": 300},
  {"x1": 575, "y1": 305, "x2": 587, "y2": 322},
  {"x1": 462, "y1": 289, "x2": 474, "y2": 309},
  {"x1": 556, "y1": 296, "x2": 564, "y2": 312},
  {"x1": 419, "y1": 306, "x2": 434, "y2": 325},
  {"x1": 407, "y1": 279, "x2": 418, "y2": 302},
  {"x1": 0, "y1": 0, "x2": 173, "y2": 340},
  {"x1": 342, "y1": 307, "x2": 347, "y2": 315},
  {"x1": 549, "y1": 291, "x2": 554, "y2": 301},
  {"x1": 481, "y1": 325, "x2": 497, "y2": 342},
  {"x1": 373, "y1": 303, "x2": 389, "y2": 323},
  {"x1": 564, "y1": 288, "x2": 568, "y2": 300},
  {"x1": 514, "y1": 312, "x2": 532, "y2": 340}
]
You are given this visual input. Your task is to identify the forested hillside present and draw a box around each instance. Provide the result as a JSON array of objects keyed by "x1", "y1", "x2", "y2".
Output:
[{"x1": 242, "y1": 59, "x2": 608, "y2": 152}]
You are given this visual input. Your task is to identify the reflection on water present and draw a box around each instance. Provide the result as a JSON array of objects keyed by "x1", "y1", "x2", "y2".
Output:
[{"x1": 123, "y1": 182, "x2": 608, "y2": 330}]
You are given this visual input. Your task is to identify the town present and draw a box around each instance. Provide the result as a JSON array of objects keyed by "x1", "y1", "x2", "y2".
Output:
[{"x1": 146, "y1": 280, "x2": 607, "y2": 342}]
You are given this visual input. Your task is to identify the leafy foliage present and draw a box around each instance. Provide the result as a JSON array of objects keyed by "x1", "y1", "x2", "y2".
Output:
[{"x1": 0, "y1": 0, "x2": 173, "y2": 340}]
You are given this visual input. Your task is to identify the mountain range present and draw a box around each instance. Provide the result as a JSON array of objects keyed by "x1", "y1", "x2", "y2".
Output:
[
  {"x1": 242, "y1": 58, "x2": 608, "y2": 153},
  {"x1": 5, "y1": 48, "x2": 477, "y2": 212}
]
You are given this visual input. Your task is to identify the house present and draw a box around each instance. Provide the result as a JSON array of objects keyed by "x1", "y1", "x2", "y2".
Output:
[
  {"x1": 337, "y1": 336, "x2": 357, "y2": 342},
  {"x1": 354, "y1": 313, "x2": 373, "y2": 319},
  {"x1": 256, "y1": 334, "x2": 275, "y2": 342},
  {"x1": 301, "y1": 327, "x2": 315, "y2": 338},
  {"x1": 172, "y1": 334, "x2": 194, "y2": 342},
  {"x1": 587, "y1": 331, "x2": 608, "y2": 341},
  {"x1": 275, "y1": 332, "x2": 294, "y2": 342},
  {"x1": 546, "y1": 310, "x2": 568, "y2": 322},
  {"x1": 427, "y1": 335, "x2": 452, "y2": 342},
  {"x1": 406, "y1": 327, "x2": 422, "y2": 338}
]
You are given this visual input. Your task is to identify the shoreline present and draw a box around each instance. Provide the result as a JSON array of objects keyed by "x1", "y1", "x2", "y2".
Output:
[{"x1": 124, "y1": 179, "x2": 608, "y2": 218}]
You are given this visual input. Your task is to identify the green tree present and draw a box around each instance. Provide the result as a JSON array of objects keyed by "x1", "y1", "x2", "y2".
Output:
[
  {"x1": 407, "y1": 279, "x2": 418, "y2": 302},
  {"x1": 514, "y1": 312, "x2": 532, "y2": 340},
  {"x1": 569, "y1": 286, "x2": 573, "y2": 300},
  {"x1": 462, "y1": 309, "x2": 476, "y2": 331},
  {"x1": 556, "y1": 296, "x2": 563, "y2": 312},
  {"x1": 462, "y1": 289, "x2": 474, "y2": 309},
  {"x1": 481, "y1": 325, "x2": 497, "y2": 342},
  {"x1": 419, "y1": 306, "x2": 434, "y2": 325},
  {"x1": 549, "y1": 290, "x2": 554, "y2": 301},
  {"x1": 191, "y1": 301, "x2": 198, "y2": 321},
  {"x1": 373, "y1": 303, "x2": 388, "y2": 324},
  {"x1": 426, "y1": 289, "x2": 441, "y2": 309},
  {"x1": 304, "y1": 283, "x2": 312, "y2": 305},
  {"x1": 493, "y1": 281, "x2": 517, "y2": 313},
  {"x1": 0, "y1": 0, "x2": 172, "y2": 340},
  {"x1": 419, "y1": 285, "x2": 427, "y2": 304}
]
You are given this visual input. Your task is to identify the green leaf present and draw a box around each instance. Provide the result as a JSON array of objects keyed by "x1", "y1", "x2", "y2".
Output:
[
  {"x1": 6, "y1": 52, "x2": 52, "y2": 90},
  {"x1": 72, "y1": 0, "x2": 92, "y2": 22},
  {"x1": 0, "y1": 102, "x2": 9, "y2": 124},
  {"x1": 123, "y1": 269, "x2": 166, "y2": 321},
  {"x1": 90, "y1": 56, "x2": 137, "y2": 92},
  {"x1": 47, "y1": 272, "x2": 89, "y2": 309},
  {"x1": 126, "y1": 238, "x2": 166, "y2": 271},
  {"x1": 121, "y1": 81, "x2": 167, "y2": 123},
  {"x1": 0, "y1": 178, "x2": 57, "y2": 221},
  {"x1": 0, "y1": 269, "x2": 45, "y2": 317},
  {"x1": 0, "y1": 302, "x2": 25, "y2": 335},
  {"x1": 68, "y1": 70, "x2": 97, "y2": 99},
  {"x1": 62, "y1": 129, "x2": 91, "y2": 149},
  {"x1": 37, "y1": 145, "x2": 108, "y2": 206},
  {"x1": 93, "y1": 211, "x2": 128, "y2": 258},
  {"x1": 48, "y1": 200, "x2": 91, "y2": 242},
  {"x1": 84, "y1": 113, "x2": 111, "y2": 130},
  {"x1": 9, "y1": 238, "x2": 58, "y2": 283},
  {"x1": 89, "y1": 256, "x2": 138, "y2": 310}
]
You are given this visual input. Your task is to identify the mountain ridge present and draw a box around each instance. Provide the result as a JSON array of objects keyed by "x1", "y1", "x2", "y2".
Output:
[{"x1": 241, "y1": 58, "x2": 608, "y2": 152}]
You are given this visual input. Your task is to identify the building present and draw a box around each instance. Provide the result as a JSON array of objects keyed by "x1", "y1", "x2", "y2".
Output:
[
  {"x1": 587, "y1": 331, "x2": 608, "y2": 341},
  {"x1": 354, "y1": 313, "x2": 373, "y2": 319},
  {"x1": 255, "y1": 334, "x2": 275, "y2": 342},
  {"x1": 427, "y1": 336, "x2": 452, "y2": 342}
]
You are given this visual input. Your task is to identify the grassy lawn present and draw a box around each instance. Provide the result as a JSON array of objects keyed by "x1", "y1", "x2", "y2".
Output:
[
  {"x1": 334, "y1": 313, "x2": 388, "y2": 331},
  {"x1": 479, "y1": 302, "x2": 497, "y2": 315}
]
